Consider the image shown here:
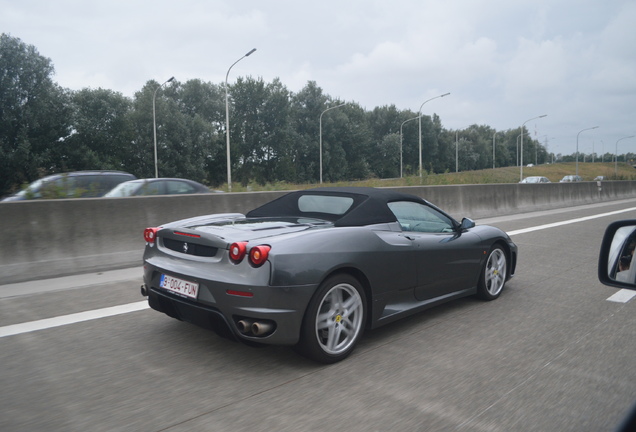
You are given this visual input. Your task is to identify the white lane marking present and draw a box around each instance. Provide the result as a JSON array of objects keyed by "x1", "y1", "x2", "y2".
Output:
[
  {"x1": 606, "y1": 289, "x2": 636, "y2": 303},
  {"x1": 3, "y1": 206, "x2": 636, "y2": 338},
  {"x1": 505, "y1": 206, "x2": 636, "y2": 304},
  {"x1": 507, "y1": 207, "x2": 636, "y2": 236},
  {"x1": 0, "y1": 301, "x2": 149, "y2": 338}
]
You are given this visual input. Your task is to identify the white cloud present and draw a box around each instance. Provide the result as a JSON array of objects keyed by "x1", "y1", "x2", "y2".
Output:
[
  {"x1": 1, "y1": 0, "x2": 634, "y2": 154},
  {"x1": 502, "y1": 38, "x2": 569, "y2": 102}
]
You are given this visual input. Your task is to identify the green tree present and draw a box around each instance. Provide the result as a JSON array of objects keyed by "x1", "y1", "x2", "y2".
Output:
[
  {"x1": 230, "y1": 76, "x2": 269, "y2": 185},
  {"x1": 371, "y1": 133, "x2": 400, "y2": 178},
  {"x1": 289, "y1": 81, "x2": 330, "y2": 183},
  {"x1": 0, "y1": 33, "x2": 72, "y2": 195},
  {"x1": 338, "y1": 103, "x2": 372, "y2": 180},
  {"x1": 420, "y1": 114, "x2": 446, "y2": 174},
  {"x1": 61, "y1": 88, "x2": 134, "y2": 172},
  {"x1": 176, "y1": 79, "x2": 225, "y2": 185},
  {"x1": 367, "y1": 105, "x2": 402, "y2": 178},
  {"x1": 258, "y1": 78, "x2": 294, "y2": 184}
]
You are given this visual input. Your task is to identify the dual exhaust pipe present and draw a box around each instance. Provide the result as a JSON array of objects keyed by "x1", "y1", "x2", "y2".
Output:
[
  {"x1": 141, "y1": 283, "x2": 274, "y2": 337},
  {"x1": 237, "y1": 319, "x2": 275, "y2": 337}
]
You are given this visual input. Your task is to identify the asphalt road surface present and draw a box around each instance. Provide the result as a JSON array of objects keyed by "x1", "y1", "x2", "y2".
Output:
[{"x1": 2, "y1": 198, "x2": 636, "y2": 432}]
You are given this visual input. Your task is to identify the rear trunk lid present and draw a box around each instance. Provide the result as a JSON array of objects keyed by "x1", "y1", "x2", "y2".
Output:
[{"x1": 157, "y1": 215, "x2": 332, "y2": 256}]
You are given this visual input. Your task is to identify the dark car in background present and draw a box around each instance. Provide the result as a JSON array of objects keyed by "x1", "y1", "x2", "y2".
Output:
[
  {"x1": 141, "y1": 187, "x2": 517, "y2": 363},
  {"x1": 104, "y1": 178, "x2": 210, "y2": 197},
  {"x1": 1, "y1": 170, "x2": 136, "y2": 202}
]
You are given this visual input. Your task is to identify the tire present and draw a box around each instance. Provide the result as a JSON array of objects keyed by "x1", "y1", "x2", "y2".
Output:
[
  {"x1": 297, "y1": 274, "x2": 366, "y2": 364},
  {"x1": 477, "y1": 245, "x2": 508, "y2": 300}
]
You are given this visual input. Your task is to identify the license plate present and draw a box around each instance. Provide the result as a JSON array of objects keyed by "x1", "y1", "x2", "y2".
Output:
[{"x1": 160, "y1": 274, "x2": 199, "y2": 299}]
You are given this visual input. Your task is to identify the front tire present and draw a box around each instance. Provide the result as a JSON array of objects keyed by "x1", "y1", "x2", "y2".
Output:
[
  {"x1": 297, "y1": 274, "x2": 366, "y2": 364},
  {"x1": 477, "y1": 245, "x2": 508, "y2": 300}
]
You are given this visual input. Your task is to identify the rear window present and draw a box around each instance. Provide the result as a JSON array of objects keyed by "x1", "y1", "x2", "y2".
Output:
[{"x1": 298, "y1": 195, "x2": 354, "y2": 215}]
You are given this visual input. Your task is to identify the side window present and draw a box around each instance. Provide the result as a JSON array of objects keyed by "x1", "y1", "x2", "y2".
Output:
[
  {"x1": 74, "y1": 175, "x2": 101, "y2": 197},
  {"x1": 103, "y1": 175, "x2": 133, "y2": 194},
  {"x1": 166, "y1": 181, "x2": 196, "y2": 194},
  {"x1": 42, "y1": 176, "x2": 76, "y2": 198},
  {"x1": 387, "y1": 201, "x2": 455, "y2": 233},
  {"x1": 139, "y1": 181, "x2": 163, "y2": 195}
]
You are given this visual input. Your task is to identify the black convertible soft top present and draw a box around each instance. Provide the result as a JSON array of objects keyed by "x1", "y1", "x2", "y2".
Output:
[{"x1": 246, "y1": 187, "x2": 428, "y2": 227}]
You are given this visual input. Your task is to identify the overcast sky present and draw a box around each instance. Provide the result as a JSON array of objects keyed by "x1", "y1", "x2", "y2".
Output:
[{"x1": 2, "y1": 0, "x2": 635, "y2": 157}]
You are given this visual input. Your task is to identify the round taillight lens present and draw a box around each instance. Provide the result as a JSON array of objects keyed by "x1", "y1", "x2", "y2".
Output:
[
  {"x1": 144, "y1": 227, "x2": 158, "y2": 243},
  {"x1": 229, "y1": 242, "x2": 248, "y2": 263},
  {"x1": 249, "y1": 245, "x2": 271, "y2": 267}
]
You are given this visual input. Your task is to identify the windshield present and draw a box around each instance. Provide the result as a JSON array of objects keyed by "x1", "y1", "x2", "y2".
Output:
[{"x1": 12, "y1": 177, "x2": 48, "y2": 198}]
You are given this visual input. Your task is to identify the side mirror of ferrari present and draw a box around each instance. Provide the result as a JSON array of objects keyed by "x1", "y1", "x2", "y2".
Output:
[
  {"x1": 598, "y1": 219, "x2": 636, "y2": 290},
  {"x1": 460, "y1": 218, "x2": 475, "y2": 230}
]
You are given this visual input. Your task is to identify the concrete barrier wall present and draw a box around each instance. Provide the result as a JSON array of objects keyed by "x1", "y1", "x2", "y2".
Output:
[{"x1": 2, "y1": 181, "x2": 636, "y2": 284}]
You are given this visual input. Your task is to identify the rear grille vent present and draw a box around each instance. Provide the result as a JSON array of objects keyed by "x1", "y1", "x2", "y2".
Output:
[{"x1": 163, "y1": 238, "x2": 218, "y2": 257}]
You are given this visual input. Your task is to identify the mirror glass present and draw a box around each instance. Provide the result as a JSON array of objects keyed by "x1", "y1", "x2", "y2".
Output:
[{"x1": 608, "y1": 225, "x2": 636, "y2": 284}]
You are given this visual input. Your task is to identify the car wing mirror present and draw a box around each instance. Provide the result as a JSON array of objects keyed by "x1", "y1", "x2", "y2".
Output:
[
  {"x1": 459, "y1": 217, "x2": 475, "y2": 230},
  {"x1": 598, "y1": 219, "x2": 636, "y2": 290}
]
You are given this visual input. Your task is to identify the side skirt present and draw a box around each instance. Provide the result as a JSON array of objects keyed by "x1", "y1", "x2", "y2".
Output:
[{"x1": 371, "y1": 287, "x2": 477, "y2": 329}]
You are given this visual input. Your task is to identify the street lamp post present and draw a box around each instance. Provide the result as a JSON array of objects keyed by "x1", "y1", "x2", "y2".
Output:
[
  {"x1": 319, "y1": 103, "x2": 346, "y2": 184},
  {"x1": 400, "y1": 116, "x2": 419, "y2": 178},
  {"x1": 576, "y1": 126, "x2": 599, "y2": 177},
  {"x1": 516, "y1": 133, "x2": 528, "y2": 167},
  {"x1": 418, "y1": 92, "x2": 450, "y2": 177},
  {"x1": 615, "y1": 136, "x2": 635, "y2": 175},
  {"x1": 152, "y1": 76, "x2": 174, "y2": 178},
  {"x1": 455, "y1": 131, "x2": 459, "y2": 173},
  {"x1": 492, "y1": 131, "x2": 502, "y2": 169},
  {"x1": 225, "y1": 48, "x2": 256, "y2": 192},
  {"x1": 520, "y1": 114, "x2": 547, "y2": 181}
]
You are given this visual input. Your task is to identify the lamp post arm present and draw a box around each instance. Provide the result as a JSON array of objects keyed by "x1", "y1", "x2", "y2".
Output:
[
  {"x1": 520, "y1": 114, "x2": 547, "y2": 181},
  {"x1": 417, "y1": 92, "x2": 449, "y2": 178},
  {"x1": 399, "y1": 116, "x2": 419, "y2": 178},
  {"x1": 152, "y1": 76, "x2": 175, "y2": 179},
  {"x1": 576, "y1": 126, "x2": 599, "y2": 177},
  {"x1": 319, "y1": 103, "x2": 346, "y2": 184},
  {"x1": 492, "y1": 131, "x2": 502, "y2": 169},
  {"x1": 225, "y1": 49, "x2": 257, "y2": 192},
  {"x1": 615, "y1": 135, "x2": 635, "y2": 176}
]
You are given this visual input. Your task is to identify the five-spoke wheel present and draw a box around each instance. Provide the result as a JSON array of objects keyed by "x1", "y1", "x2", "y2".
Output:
[
  {"x1": 477, "y1": 245, "x2": 508, "y2": 300},
  {"x1": 297, "y1": 274, "x2": 366, "y2": 363}
]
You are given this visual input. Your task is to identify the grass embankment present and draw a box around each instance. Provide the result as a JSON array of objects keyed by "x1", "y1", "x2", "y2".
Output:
[{"x1": 227, "y1": 162, "x2": 636, "y2": 192}]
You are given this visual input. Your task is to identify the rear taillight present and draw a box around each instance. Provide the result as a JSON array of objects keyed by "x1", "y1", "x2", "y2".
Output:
[
  {"x1": 229, "y1": 242, "x2": 248, "y2": 263},
  {"x1": 144, "y1": 227, "x2": 159, "y2": 244},
  {"x1": 229, "y1": 242, "x2": 270, "y2": 267},
  {"x1": 249, "y1": 245, "x2": 271, "y2": 267}
]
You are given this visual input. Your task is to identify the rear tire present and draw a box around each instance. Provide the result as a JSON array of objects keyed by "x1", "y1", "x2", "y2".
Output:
[
  {"x1": 477, "y1": 245, "x2": 508, "y2": 300},
  {"x1": 296, "y1": 274, "x2": 366, "y2": 364}
]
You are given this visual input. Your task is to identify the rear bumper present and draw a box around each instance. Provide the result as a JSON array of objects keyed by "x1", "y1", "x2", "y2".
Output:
[
  {"x1": 147, "y1": 287, "x2": 238, "y2": 341},
  {"x1": 142, "y1": 264, "x2": 318, "y2": 346}
]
